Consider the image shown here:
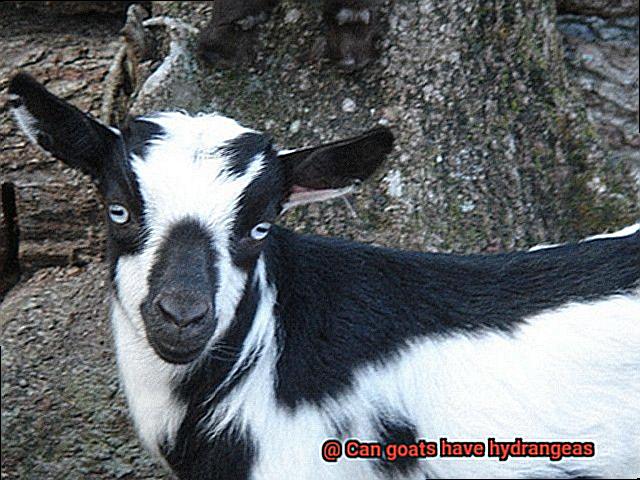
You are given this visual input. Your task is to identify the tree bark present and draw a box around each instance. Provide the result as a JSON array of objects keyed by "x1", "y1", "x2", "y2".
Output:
[
  {"x1": 1, "y1": 0, "x2": 638, "y2": 275},
  {"x1": 143, "y1": 0, "x2": 639, "y2": 253}
]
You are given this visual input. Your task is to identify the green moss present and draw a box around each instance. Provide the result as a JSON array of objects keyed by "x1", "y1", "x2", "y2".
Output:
[{"x1": 557, "y1": 105, "x2": 639, "y2": 237}]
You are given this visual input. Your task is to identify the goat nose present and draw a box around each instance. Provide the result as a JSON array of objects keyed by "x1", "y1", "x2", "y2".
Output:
[{"x1": 156, "y1": 292, "x2": 211, "y2": 328}]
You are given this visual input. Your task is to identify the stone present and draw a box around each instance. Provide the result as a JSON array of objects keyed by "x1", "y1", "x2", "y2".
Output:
[
  {"x1": 559, "y1": 13, "x2": 639, "y2": 177},
  {"x1": 557, "y1": 0, "x2": 638, "y2": 18},
  {"x1": 341, "y1": 98, "x2": 356, "y2": 113}
]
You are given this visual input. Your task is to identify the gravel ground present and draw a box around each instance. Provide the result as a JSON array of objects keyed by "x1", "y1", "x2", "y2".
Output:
[{"x1": 1, "y1": 264, "x2": 169, "y2": 479}]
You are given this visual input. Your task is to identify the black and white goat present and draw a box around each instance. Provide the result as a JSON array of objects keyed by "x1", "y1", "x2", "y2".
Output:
[{"x1": 8, "y1": 73, "x2": 640, "y2": 479}]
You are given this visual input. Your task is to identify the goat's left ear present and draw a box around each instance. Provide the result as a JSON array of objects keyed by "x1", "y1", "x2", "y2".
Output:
[
  {"x1": 7, "y1": 72, "x2": 122, "y2": 183},
  {"x1": 278, "y1": 126, "x2": 393, "y2": 210}
]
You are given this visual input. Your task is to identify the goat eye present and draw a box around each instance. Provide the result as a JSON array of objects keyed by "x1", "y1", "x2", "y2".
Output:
[
  {"x1": 250, "y1": 222, "x2": 271, "y2": 241},
  {"x1": 108, "y1": 204, "x2": 130, "y2": 225}
]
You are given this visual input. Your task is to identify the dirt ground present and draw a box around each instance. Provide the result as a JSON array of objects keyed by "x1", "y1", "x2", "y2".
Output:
[{"x1": 1, "y1": 265, "x2": 170, "y2": 479}]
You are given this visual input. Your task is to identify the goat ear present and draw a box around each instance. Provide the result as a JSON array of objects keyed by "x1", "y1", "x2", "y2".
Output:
[
  {"x1": 278, "y1": 126, "x2": 393, "y2": 210},
  {"x1": 8, "y1": 72, "x2": 121, "y2": 183}
]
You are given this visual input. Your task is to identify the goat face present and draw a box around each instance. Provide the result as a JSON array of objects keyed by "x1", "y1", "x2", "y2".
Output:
[
  {"x1": 8, "y1": 73, "x2": 393, "y2": 365},
  {"x1": 116, "y1": 114, "x2": 283, "y2": 364}
]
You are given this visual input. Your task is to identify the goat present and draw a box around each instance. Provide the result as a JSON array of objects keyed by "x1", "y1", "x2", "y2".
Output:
[
  {"x1": 197, "y1": 0, "x2": 380, "y2": 72},
  {"x1": 8, "y1": 73, "x2": 640, "y2": 479}
]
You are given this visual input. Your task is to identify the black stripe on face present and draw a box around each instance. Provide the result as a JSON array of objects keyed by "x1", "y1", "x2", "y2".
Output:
[
  {"x1": 107, "y1": 118, "x2": 164, "y2": 281},
  {"x1": 164, "y1": 273, "x2": 262, "y2": 479},
  {"x1": 141, "y1": 219, "x2": 219, "y2": 364},
  {"x1": 105, "y1": 159, "x2": 147, "y2": 283},
  {"x1": 121, "y1": 117, "x2": 165, "y2": 159},
  {"x1": 230, "y1": 152, "x2": 285, "y2": 270},
  {"x1": 221, "y1": 132, "x2": 273, "y2": 177}
]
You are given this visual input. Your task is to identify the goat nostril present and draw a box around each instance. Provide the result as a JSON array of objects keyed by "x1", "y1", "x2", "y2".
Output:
[{"x1": 157, "y1": 294, "x2": 211, "y2": 328}]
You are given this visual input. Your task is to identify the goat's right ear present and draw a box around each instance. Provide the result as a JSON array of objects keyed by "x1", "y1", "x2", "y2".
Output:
[
  {"x1": 278, "y1": 126, "x2": 394, "y2": 210},
  {"x1": 8, "y1": 73, "x2": 121, "y2": 183}
]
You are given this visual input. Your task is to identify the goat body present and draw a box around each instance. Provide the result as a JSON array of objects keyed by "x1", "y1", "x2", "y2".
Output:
[
  {"x1": 120, "y1": 226, "x2": 640, "y2": 479},
  {"x1": 9, "y1": 73, "x2": 640, "y2": 479}
]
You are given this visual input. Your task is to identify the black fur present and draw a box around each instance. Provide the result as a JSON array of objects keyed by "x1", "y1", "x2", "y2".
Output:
[
  {"x1": 266, "y1": 226, "x2": 639, "y2": 407},
  {"x1": 164, "y1": 276, "x2": 262, "y2": 480},
  {"x1": 121, "y1": 117, "x2": 164, "y2": 159},
  {"x1": 105, "y1": 118, "x2": 165, "y2": 281},
  {"x1": 221, "y1": 132, "x2": 273, "y2": 177},
  {"x1": 231, "y1": 152, "x2": 284, "y2": 269},
  {"x1": 141, "y1": 219, "x2": 219, "y2": 364},
  {"x1": 376, "y1": 415, "x2": 420, "y2": 476},
  {"x1": 1, "y1": 183, "x2": 20, "y2": 298},
  {"x1": 8, "y1": 75, "x2": 154, "y2": 282},
  {"x1": 279, "y1": 127, "x2": 393, "y2": 190},
  {"x1": 8, "y1": 73, "x2": 121, "y2": 182}
]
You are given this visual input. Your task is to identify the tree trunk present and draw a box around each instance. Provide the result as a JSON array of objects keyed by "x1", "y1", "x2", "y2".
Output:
[
  {"x1": 1, "y1": 0, "x2": 638, "y2": 273},
  {"x1": 141, "y1": 0, "x2": 639, "y2": 253}
]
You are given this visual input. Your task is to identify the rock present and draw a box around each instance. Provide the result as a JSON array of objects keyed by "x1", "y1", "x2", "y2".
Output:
[
  {"x1": 0, "y1": 264, "x2": 169, "y2": 479},
  {"x1": 557, "y1": 0, "x2": 639, "y2": 18},
  {"x1": 384, "y1": 169, "x2": 403, "y2": 198},
  {"x1": 11, "y1": 1, "x2": 148, "y2": 18},
  {"x1": 147, "y1": 0, "x2": 640, "y2": 251},
  {"x1": 558, "y1": 14, "x2": 639, "y2": 178},
  {"x1": 289, "y1": 119, "x2": 302, "y2": 133},
  {"x1": 342, "y1": 98, "x2": 356, "y2": 113},
  {"x1": 0, "y1": 7, "x2": 121, "y2": 271},
  {"x1": 284, "y1": 8, "x2": 301, "y2": 24},
  {"x1": 7, "y1": 0, "x2": 636, "y2": 264}
]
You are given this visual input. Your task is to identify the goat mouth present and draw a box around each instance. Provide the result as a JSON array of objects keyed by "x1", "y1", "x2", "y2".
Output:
[{"x1": 149, "y1": 336, "x2": 207, "y2": 364}]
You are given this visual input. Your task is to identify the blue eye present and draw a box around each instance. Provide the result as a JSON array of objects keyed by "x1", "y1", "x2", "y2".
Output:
[
  {"x1": 108, "y1": 204, "x2": 130, "y2": 224},
  {"x1": 250, "y1": 222, "x2": 271, "y2": 240}
]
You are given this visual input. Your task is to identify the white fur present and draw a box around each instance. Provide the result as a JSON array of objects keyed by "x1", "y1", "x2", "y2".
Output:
[
  {"x1": 584, "y1": 223, "x2": 639, "y2": 241},
  {"x1": 110, "y1": 112, "x2": 265, "y2": 458},
  {"x1": 202, "y1": 256, "x2": 277, "y2": 436},
  {"x1": 111, "y1": 298, "x2": 186, "y2": 458},
  {"x1": 208, "y1": 292, "x2": 640, "y2": 479},
  {"x1": 11, "y1": 104, "x2": 40, "y2": 145},
  {"x1": 529, "y1": 223, "x2": 639, "y2": 251}
]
